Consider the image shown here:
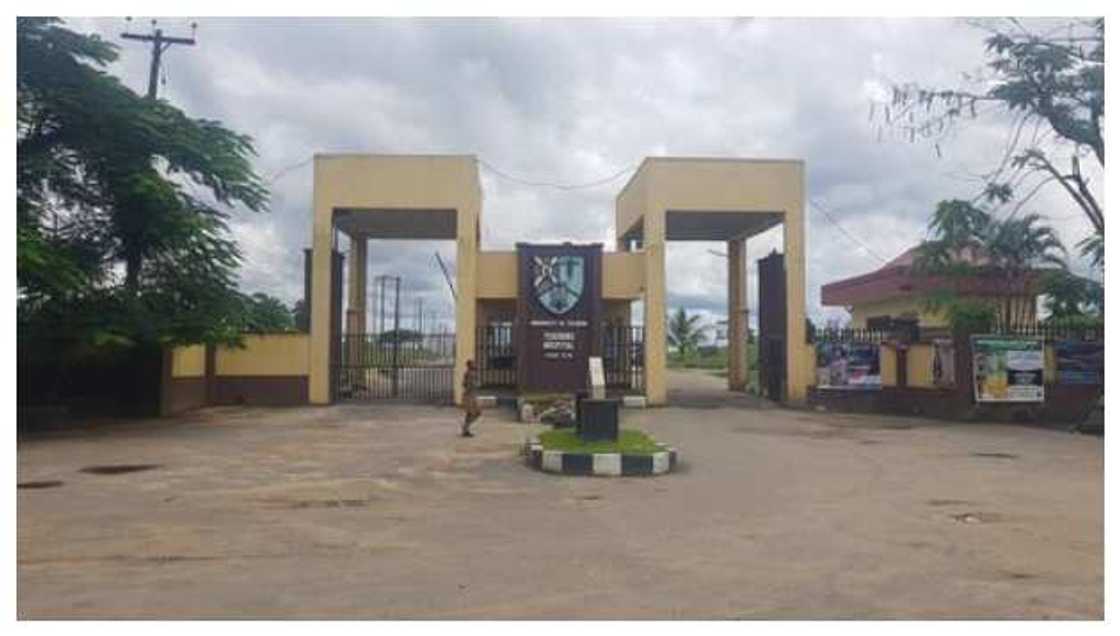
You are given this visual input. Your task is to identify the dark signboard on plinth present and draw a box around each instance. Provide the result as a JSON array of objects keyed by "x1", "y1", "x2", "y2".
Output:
[{"x1": 516, "y1": 243, "x2": 603, "y2": 393}]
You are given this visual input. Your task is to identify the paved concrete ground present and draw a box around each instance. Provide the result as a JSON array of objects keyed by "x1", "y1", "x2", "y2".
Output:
[{"x1": 18, "y1": 370, "x2": 1102, "y2": 618}]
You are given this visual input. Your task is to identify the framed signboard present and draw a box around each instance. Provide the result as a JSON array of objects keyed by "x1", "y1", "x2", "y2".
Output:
[
  {"x1": 1054, "y1": 340, "x2": 1103, "y2": 385},
  {"x1": 971, "y1": 336, "x2": 1044, "y2": 403},
  {"x1": 515, "y1": 243, "x2": 603, "y2": 393},
  {"x1": 814, "y1": 341, "x2": 881, "y2": 389}
]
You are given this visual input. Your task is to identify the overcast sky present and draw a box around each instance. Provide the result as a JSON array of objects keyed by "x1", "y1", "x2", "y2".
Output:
[{"x1": 70, "y1": 17, "x2": 1102, "y2": 332}]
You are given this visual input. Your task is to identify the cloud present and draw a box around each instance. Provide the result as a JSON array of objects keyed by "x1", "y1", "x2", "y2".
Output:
[{"x1": 70, "y1": 17, "x2": 1101, "y2": 330}]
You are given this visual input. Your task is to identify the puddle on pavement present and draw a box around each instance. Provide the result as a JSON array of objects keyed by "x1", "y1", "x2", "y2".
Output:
[
  {"x1": 79, "y1": 464, "x2": 162, "y2": 475},
  {"x1": 928, "y1": 498, "x2": 973, "y2": 507},
  {"x1": 971, "y1": 452, "x2": 1019, "y2": 460},
  {"x1": 18, "y1": 480, "x2": 64, "y2": 490},
  {"x1": 260, "y1": 497, "x2": 371, "y2": 510}
]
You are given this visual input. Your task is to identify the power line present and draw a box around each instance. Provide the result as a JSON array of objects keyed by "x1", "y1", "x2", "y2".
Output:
[
  {"x1": 263, "y1": 155, "x2": 637, "y2": 192},
  {"x1": 808, "y1": 197, "x2": 889, "y2": 265},
  {"x1": 477, "y1": 159, "x2": 637, "y2": 190},
  {"x1": 266, "y1": 157, "x2": 314, "y2": 184}
]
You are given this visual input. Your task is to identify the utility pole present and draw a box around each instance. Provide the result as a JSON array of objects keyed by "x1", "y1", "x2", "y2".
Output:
[
  {"x1": 391, "y1": 276, "x2": 401, "y2": 398},
  {"x1": 121, "y1": 18, "x2": 197, "y2": 99},
  {"x1": 375, "y1": 275, "x2": 391, "y2": 335}
]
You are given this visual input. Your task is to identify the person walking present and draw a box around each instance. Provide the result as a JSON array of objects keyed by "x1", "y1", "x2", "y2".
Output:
[{"x1": 461, "y1": 359, "x2": 481, "y2": 437}]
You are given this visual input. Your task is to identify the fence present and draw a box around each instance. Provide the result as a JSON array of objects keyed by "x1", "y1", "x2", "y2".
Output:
[
  {"x1": 807, "y1": 327, "x2": 891, "y2": 344},
  {"x1": 809, "y1": 321, "x2": 1103, "y2": 345},
  {"x1": 476, "y1": 324, "x2": 516, "y2": 388},
  {"x1": 337, "y1": 332, "x2": 456, "y2": 402},
  {"x1": 474, "y1": 323, "x2": 645, "y2": 393},
  {"x1": 989, "y1": 320, "x2": 1103, "y2": 343},
  {"x1": 602, "y1": 324, "x2": 645, "y2": 392}
]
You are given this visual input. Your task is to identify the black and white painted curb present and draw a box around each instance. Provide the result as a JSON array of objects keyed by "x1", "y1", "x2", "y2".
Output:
[{"x1": 524, "y1": 436, "x2": 678, "y2": 476}]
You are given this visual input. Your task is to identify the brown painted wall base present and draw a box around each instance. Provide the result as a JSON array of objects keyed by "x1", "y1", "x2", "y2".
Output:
[
  {"x1": 808, "y1": 384, "x2": 1101, "y2": 425},
  {"x1": 162, "y1": 377, "x2": 207, "y2": 416},
  {"x1": 211, "y1": 376, "x2": 309, "y2": 407}
]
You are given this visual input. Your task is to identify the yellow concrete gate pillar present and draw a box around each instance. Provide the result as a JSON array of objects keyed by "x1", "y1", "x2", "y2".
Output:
[
  {"x1": 643, "y1": 210, "x2": 668, "y2": 406},
  {"x1": 346, "y1": 234, "x2": 367, "y2": 334},
  {"x1": 454, "y1": 200, "x2": 480, "y2": 407},
  {"x1": 617, "y1": 157, "x2": 808, "y2": 406},
  {"x1": 782, "y1": 165, "x2": 809, "y2": 404},
  {"x1": 308, "y1": 154, "x2": 482, "y2": 405},
  {"x1": 727, "y1": 238, "x2": 747, "y2": 391}
]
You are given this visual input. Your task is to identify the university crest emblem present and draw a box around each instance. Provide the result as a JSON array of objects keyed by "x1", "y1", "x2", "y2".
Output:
[{"x1": 532, "y1": 255, "x2": 585, "y2": 316}]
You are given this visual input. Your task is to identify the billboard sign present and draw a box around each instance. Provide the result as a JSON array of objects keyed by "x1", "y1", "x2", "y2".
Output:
[
  {"x1": 971, "y1": 336, "x2": 1044, "y2": 403},
  {"x1": 1054, "y1": 340, "x2": 1104, "y2": 385},
  {"x1": 815, "y1": 341, "x2": 881, "y2": 389}
]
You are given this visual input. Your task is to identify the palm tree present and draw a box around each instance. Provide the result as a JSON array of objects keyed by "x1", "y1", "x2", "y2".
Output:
[
  {"x1": 915, "y1": 199, "x2": 1068, "y2": 328},
  {"x1": 667, "y1": 307, "x2": 708, "y2": 359}
]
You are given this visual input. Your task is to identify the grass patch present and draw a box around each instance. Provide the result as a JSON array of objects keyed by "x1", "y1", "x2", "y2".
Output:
[
  {"x1": 538, "y1": 428, "x2": 663, "y2": 455},
  {"x1": 667, "y1": 343, "x2": 759, "y2": 371}
]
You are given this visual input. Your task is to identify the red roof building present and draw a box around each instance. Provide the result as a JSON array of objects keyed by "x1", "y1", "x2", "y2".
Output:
[{"x1": 821, "y1": 245, "x2": 1039, "y2": 327}]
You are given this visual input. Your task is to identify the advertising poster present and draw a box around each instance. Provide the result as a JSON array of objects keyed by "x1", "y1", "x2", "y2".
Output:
[
  {"x1": 971, "y1": 336, "x2": 1044, "y2": 403},
  {"x1": 1054, "y1": 340, "x2": 1104, "y2": 385},
  {"x1": 846, "y1": 343, "x2": 882, "y2": 386},
  {"x1": 815, "y1": 342, "x2": 881, "y2": 388}
]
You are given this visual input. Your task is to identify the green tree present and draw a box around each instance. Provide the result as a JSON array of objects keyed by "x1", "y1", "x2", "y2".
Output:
[
  {"x1": 666, "y1": 307, "x2": 708, "y2": 359},
  {"x1": 242, "y1": 293, "x2": 295, "y2": 333},
  {"x1": 17, "y1": 18, "x2": 268, "y2": 353},
  {"x1": 875, "y1": 18, "x2": 1103, "y2": 266},
  {"x1": 915, "y1": 199, "x2": 1068, "y2": 329},
  {"x1": 1038, "y1": 270, "x2": 1103, "y2": 321}
]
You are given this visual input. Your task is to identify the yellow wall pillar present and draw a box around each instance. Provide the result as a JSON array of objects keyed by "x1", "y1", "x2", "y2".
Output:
[
  {"x1": 783, "y1": 165, "x2": 809, "y2": 404},
  {"x1": 346, "y1": 235, "x2": 367, "y2": 335},
  {"x1": 727, "y1": 238, "x2": 747, "y2": 391},
  {"x1": 454, "y1": 210, "x2": 479, "y2": 406},
  {"x1": 644, "y1": 209, "x2": 668, "y2": 405},
  {"x1": 309, "y1": 162, "x2": 334, "y2": 404}
]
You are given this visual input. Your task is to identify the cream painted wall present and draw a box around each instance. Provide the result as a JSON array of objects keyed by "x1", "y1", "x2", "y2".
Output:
[
  {"x1": 171, "y1": 345, "x2": 206, "y2": 378},
  {"x1": 878, "y1": 345, "x2": 897, "y2": 387},
  {"x1": 476, "y1": 251, "x2": 518, "y2": 299},
  {"x1": 475, "y1": 250, "x2": 645, "y2": 300},
  {"x1": 215, "y1": 334, "x2": 310, "y2": 377},
  {"x1": 907, "y1": 344, "x2": 935, "y2": 388}
]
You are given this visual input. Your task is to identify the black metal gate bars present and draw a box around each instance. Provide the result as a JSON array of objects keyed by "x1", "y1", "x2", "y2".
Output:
[
  {"x1": 474, "y1": 323, "x2": 644, "y2": 393},
  {"x1": 336, "y1": 332, "x2": 456, "y2": 403},
  {"x1": 335, "y1": 323, "x2": 644, "y2": 403}
]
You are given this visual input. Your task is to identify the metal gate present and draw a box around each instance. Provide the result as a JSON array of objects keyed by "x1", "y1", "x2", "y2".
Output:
[
  {"x1": 757, "y1": 251, "x2": 787, "y2": 401},
  {"x1": 335, "y1": 332, "x2": 456, "y2": 403},
  {"x1": 474, "y1": 322, "x2": 645, "y2": 393}
]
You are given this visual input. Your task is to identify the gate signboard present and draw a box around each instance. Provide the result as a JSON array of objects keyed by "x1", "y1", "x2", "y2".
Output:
[
  {"x1": 971, "y1": 336, "x2": 1044, "y2": 403},
  {"x1": 1054, "y1": 340, "x2": 1104, "y2": 385},
  {"x1": 516, "y1": 243, "x2": 602, "y2": 393}
]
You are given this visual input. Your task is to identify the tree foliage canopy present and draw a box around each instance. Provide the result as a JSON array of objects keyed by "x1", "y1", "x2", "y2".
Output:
[
  {"x1": 875, "y1": 18, "x2": 1103, "y2": 267},
  {"x1": 914, "y1": 198, "x2": 1072, "y2": 329},
  {"x1": 17, "y1": 18, "x2": 270, "y2": 353},
  {"x1": 242, "y1": 293, "x2": 296, "y2": 334}
]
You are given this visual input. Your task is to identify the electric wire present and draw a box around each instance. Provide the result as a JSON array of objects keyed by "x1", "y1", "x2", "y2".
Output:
[{"x1": 808, "y1": 197, "x2": 890, "y2": 265}]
